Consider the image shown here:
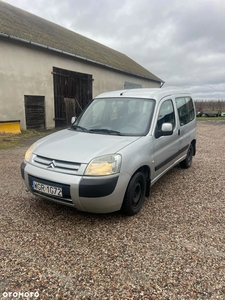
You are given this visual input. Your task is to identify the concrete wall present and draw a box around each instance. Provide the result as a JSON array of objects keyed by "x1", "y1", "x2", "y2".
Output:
[{"x1": 0, "y1": 38, "x2": 160, "y2": 129}]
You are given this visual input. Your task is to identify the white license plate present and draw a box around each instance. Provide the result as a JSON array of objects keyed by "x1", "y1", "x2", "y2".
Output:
[{"x1": 32, "y1": 181, "x2": 62, "y2": 197}]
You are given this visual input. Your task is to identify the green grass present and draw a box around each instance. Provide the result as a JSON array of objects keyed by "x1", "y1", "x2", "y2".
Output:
[
  {"x1": 0, "y1": 129, "x2": 60, "y2": 149},
  {"x1": 197, "y1": 116, "x2": 225, "y2": 121}
]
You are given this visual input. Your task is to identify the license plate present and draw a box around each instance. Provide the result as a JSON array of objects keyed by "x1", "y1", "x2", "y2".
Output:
[{"x1": 32, "y1": 181, "x2": 62, "y2": 197}]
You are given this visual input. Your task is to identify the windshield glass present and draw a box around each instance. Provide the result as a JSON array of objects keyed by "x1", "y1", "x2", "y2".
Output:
[{"x1": 71, "y1": 97, "x2": 155, "y2": 136}]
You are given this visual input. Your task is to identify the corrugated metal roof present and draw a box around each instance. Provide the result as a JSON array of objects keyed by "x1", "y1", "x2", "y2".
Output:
[{"x1": 0, "y1": 1, "x2": 163, "y2": 83}]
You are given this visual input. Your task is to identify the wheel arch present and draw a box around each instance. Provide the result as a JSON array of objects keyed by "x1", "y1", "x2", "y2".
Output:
[{"x1": 132, "y1": 165, "x2": 151, "y2": 197}]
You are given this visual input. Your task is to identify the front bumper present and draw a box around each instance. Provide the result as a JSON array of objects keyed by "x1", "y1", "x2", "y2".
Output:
[{"x1": 21, "y1": 161, "x2": 130, "y2": 213}]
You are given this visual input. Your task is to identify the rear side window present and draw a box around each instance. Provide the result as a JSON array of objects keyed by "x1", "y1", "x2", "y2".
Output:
[{"x1": 175, "y1": 97, "x2": 195, "y2": 126}]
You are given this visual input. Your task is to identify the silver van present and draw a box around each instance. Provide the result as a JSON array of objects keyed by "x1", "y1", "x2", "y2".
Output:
[{"x1": 21, "y1": 88, "x2": 196, "y2": 215}]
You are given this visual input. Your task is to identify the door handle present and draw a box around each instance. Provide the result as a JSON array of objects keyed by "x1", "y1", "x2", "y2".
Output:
[{"x1": 178, "y1": 129, "x2": 180, "y2": 136}]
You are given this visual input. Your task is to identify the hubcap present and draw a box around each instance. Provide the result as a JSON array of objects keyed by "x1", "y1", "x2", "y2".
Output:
[
  {"x1": 133, "y1": 182, "x2": 142, "y2": 206},
  {"x1": 187, "y1": 147, "x2": 192, "y2": 163}
]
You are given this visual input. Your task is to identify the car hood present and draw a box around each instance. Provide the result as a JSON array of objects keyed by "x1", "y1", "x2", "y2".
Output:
[{"x1": 33, "y1": 129, "x2": 141, "y2": 163}]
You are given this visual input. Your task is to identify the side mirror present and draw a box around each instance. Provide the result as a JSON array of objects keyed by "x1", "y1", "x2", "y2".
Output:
[
  {"x1": 71, "y1": 116, "x2": 77, "y2": 124},
  {"x1": 155, "y1": 123, "x2": 173, "y2": 138},
  {"x1": 161, "y1": 123, "x2": 173, "y2": 134}
]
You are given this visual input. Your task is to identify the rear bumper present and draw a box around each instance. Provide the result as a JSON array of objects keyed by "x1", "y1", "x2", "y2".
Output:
[{"x1": 21, "y1": 161, "x2": 130, "y2": 213}]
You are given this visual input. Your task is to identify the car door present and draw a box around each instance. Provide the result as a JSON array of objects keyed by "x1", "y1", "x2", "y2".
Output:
[
  {"x1": 175, "y1": 96, "x2": 196, "y2": 158},
  {"x1": 152, "y1": 98, "x2": 179, "y2": 182}
]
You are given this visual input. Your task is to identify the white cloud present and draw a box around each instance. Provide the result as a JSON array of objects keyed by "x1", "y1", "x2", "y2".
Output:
[{"x1": 2, "y1": 0, "x2": 225, "y2": 99}]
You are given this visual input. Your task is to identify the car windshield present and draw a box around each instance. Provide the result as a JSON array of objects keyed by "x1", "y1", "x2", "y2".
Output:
[{"x1": 71, "y1": 97, "x2": 155, "y2": 136}]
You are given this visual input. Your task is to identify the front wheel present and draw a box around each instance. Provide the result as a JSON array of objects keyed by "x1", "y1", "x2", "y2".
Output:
[
  {"x1": 122, "y1": 172, "x2": 146, "y2": 216},
  {"x1": 180, "y1": 144, "x2": 193, "y2": 168}
]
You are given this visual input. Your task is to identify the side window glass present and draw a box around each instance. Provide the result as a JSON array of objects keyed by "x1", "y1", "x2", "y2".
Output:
[
  {"x1": 156, "y1": 99, "x2": 175, "y2": 131},
  {"x1": 176, "y1": 97, "x2": 195, "y2": 126},
  {"x1": 186, "y1": 97, "x2": 195, "y2": 122}
]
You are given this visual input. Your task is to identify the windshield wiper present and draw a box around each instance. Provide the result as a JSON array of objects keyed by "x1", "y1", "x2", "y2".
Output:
[
  {"x1": 70, "y1": 125, "x2": 89, "y2": 132},
  {"x1": 89, "y1": 128, "x2": 122, "y2": 135}
]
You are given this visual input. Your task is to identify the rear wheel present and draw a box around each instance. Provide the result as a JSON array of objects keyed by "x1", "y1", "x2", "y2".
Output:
[
  {"x1": 180, "y1": 144, "x2": 193, "y2": 168},
  {"x1": 122, "y1": 172, "x2": 146, "y2": 216}
]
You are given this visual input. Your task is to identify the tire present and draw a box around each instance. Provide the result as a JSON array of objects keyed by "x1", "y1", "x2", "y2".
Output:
[
  {"x1": 180, "y1": 144, "x2": 193, "y2": 169},
  {"x1": 122, "y1": 172, "x2": 146, "y2": 216}
]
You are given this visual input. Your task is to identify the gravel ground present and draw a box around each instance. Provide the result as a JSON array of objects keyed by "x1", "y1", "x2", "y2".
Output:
[{"x1": 0, "y1": 121, "x2": 225, "y2": 300}]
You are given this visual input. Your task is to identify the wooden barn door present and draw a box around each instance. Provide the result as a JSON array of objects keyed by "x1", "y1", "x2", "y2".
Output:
[
  {"x1": 24, "y1": 96, "x2": 45, "y2": 129},
  {"x1": 64, "y1": 98, "x2": 76, "y2": 126},
  {"x1": 53, "y1": 67, "x2": 93, "y2": 127}
]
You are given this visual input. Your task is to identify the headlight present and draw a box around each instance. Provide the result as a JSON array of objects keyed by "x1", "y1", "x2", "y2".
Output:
[
  {"x1": 85, "y1": 154, "x2": 122, "y2": 176},
  {"x1": 25, "y1": 142, "x2": 37, "y2": 162}
]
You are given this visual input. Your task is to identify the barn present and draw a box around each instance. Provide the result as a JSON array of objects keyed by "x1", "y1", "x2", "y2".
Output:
[{"x1": 0, "y1": 1, "x2": 163, "y2": 130}]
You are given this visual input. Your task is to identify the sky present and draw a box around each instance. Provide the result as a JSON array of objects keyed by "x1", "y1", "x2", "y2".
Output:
[{"x1": 2, "y1": 0, "x2": 225, "y2": 99}]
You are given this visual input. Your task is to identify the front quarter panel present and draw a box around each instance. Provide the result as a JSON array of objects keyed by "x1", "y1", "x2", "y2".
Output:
[{"x1": 119, "y1": 136, "x2": 154, "y2": 176}]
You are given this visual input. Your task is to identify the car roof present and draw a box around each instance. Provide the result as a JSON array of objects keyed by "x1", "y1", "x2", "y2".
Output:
[{"x1": 95, "y1": 88, "x2": 192, "y2": 101}]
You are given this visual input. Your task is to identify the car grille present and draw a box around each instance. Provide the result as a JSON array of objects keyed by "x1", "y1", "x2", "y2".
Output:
[
  {"x1": 32, "y1": 190, "x2": 74, "y2": 205},
  {"x1": 33, "y1": 155, "x2": 81, "y2": 175}
]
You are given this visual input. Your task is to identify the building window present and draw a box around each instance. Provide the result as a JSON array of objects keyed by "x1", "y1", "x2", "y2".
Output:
[{"x1": 124, "y1": 81, "x2": 142, "y2": 89}]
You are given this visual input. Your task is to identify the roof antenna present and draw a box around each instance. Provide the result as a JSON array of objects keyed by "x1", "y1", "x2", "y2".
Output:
[{"x1": 120, "y1": 92, "x2": 123, "y2": 96}]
